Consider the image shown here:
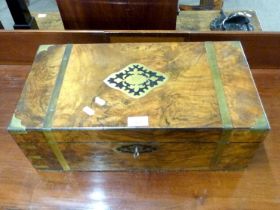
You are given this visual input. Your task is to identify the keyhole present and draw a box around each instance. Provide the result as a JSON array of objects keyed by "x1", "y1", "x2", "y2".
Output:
[{"x1": 133, "y1": 146, "x2": 140, "y2": 159}]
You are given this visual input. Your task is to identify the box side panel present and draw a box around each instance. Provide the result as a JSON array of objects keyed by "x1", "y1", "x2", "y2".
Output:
[
  {"x1": 230, "y1": 129, "x2": 269, "y2": 143},
  {"x1": 8, "y1": 45, "x2": 66, "y2": 130},
  {"x1": 217, "y1": 142, "x2": 261, "y2": 170},
  {"x1": 213, "y1": 42, "x2": 269, "y2": 130},
  {"x1": 10, "y1": 132, "x2": 63, "y2": 170},
  {"x1": 210, "y1": 129, "x2": 268, "y2": 169}
]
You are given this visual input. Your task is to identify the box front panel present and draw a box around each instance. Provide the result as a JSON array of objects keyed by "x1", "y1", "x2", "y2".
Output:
[
  {"x1": 58, "y1": 142, "x2": 216, "y2": 171},
  {"x1": 10, "y1": 131, "x2": 264, "y2": 171}
]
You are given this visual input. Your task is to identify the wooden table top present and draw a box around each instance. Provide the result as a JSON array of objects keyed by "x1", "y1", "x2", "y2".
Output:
[
  {"x1": 31, "y1": 12, "x2": 64, "y2": 30},
  {"x1": 177, "y1": 10, "x2": 262, "y2": 31},
  {"x1": 0, "y1": 65, "x2": 279, "y2": 209},
  {"x1": 31, "y1": 10, "x2": 262, "y2": 32}
]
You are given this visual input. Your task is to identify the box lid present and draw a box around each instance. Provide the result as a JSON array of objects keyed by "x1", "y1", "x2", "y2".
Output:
[{"x1": 8, "y1": 42, "x2": 269, "y2": 132}]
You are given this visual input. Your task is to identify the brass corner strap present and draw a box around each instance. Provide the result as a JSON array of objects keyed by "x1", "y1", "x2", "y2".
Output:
[
  {"x1": 210, "y1": 130, "x2": 232, "y2": 168},
  {"x1": 42, "y1": 44, "x2": 73, "y2": 171},
  {"x1": 205, "y1": 42, "x2": 233, "y2": 168},
  {"x1": 252, "y1": 113, "x2": 270, "y2": 130},
  {"x1": 8, "y1": 114, "x2": 27, "y2": 134},
  {"x1": 43, "y1": 131, "x2": 70, "y2": 171}
]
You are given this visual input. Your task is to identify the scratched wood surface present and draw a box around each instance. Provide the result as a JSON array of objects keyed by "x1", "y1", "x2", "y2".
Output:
[
  {"x1": 7, "y1": 42, "x2": 269, "y2": 171},
  {"x1": 0, "y1": 65, "x2": 279, "y2": 209}
]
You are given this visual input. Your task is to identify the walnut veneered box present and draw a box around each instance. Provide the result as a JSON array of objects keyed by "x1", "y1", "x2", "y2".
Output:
[{"x1": 8, "y1": 42, "x2": 270, "y2": 171}]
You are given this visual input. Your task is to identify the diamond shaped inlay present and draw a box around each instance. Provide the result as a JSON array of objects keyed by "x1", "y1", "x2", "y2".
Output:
[{"x1": 104, "y1": 63, "x2": 168, "y2": 98}]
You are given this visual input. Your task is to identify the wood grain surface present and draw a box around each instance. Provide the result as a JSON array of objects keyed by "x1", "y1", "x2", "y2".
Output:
[
  {"x1": 13, "y1": 45, "x2": 66, "y2": 128},
  {"x1": 11, "y1": 42, "x2": 267, "y2": 130},
  {"x1": 53, "y1": 43, "x2": 220, "y2": 128},
  {"x1": 0, "y1": 65, "x2": 279, "y2": 209},
  {"x1": 59, "y1": 142, "x2": 262, "y2": 171},
  {"x1": 59, "y1": 142, "x2": 217, "y2": 171}
]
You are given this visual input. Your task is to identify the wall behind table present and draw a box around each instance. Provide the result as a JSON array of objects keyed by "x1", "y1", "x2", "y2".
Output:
[{"x1": 0, "y1": 30, "x2": 279, "y2": 69}]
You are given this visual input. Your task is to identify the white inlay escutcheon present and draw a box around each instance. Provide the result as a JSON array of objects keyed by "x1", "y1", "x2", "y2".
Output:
[
  {"x1": 127, "y1": 116, "x2": 149, "y2": 127},
  {"x1": 95, "y1": 96, "x2": 106, "y2": 106},
  {"x1": 83, "y1": 106, "x2": 95, "y2": 116}
]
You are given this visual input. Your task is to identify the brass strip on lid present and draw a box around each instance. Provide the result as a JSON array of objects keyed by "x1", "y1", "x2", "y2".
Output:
[
  {"x1": 43, "y1": 44, "x2": 73, "y2": 171},
  {"x1": 44, "y1": 44, "x2": 73, "y2": 128},
  {"x1": 205, "y1": 42, "x2": 233, "y2": 129}
]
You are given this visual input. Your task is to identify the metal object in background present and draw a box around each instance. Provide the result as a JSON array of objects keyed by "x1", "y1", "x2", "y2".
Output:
[
  {"x1": 6, "y1": 0, "x2": 38, "y2": 29},
  {"x1": 0, "y1": 21, "x2": 4, "y2": 29},
  {"x1": 210, "y1": 10, "x2": 254, "y2": 31}
]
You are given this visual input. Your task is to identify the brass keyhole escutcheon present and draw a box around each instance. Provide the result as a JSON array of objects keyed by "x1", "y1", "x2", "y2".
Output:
[{"x1": 116, "y1": 144, "x2": 157, "y2": 159}]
